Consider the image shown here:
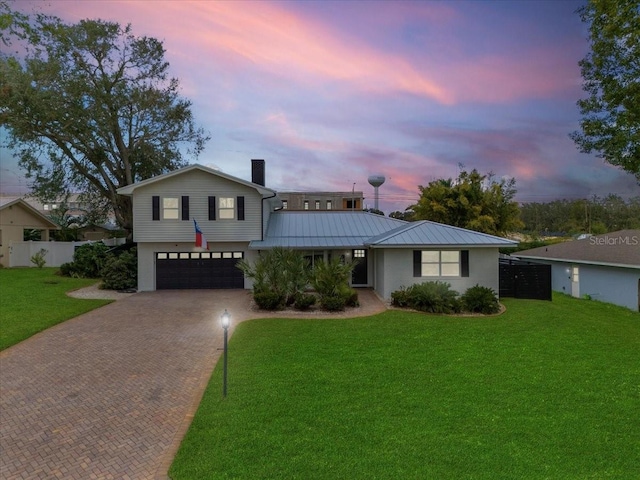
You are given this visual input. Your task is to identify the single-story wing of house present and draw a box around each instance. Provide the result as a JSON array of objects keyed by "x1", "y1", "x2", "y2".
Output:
[
  {"x1": 117, "y1": 161, "x2": 516, "y2": 299},
  {"x1": 516, "y1": 230, "x2": 640, "y2": 311}
]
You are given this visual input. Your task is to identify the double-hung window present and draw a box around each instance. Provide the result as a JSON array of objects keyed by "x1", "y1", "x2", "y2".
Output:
[
  {"x1": 163, "y1": 198, "x2": 179, "y2": 219},
  {"x1": 414, "y1": 250, "x2": 468, "y2": 277},
  {"x1": 219, "y1": 197, "x2": 235, "y2": 219}
]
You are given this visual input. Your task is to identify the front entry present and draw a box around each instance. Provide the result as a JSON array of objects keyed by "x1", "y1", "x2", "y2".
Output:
[{"x1": 352, "y1": 249, "x2": 368, "y2": 285}]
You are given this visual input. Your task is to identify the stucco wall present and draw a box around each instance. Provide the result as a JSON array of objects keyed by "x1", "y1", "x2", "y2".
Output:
[{"x1": 376, "y1": 247, "x2": 500, "y2": 300}]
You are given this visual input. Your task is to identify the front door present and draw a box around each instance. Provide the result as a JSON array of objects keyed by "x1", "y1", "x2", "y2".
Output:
[{"x1": 352, "y1": 249, "x2": 368, "y2": 285}]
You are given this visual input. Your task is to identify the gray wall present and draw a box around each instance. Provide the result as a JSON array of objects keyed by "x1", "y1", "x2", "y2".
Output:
[
  {"x1": 375, "y1": 247, "x2": 500, "y2": 300},
  {"x1": 545, "y1": 260, "x2": 639, "y2": 311},
  {"x1": 131, "y1": 169, "x2": 264, "y2": 243}
]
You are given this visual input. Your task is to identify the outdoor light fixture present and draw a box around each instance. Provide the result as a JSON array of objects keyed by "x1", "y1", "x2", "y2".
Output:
[{"x1": 221, "y1": 309, "x2": 230, "y2": 397}]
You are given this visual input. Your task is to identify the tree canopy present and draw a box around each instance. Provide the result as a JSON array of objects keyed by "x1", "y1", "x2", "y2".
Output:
[
  {"x1": 410, "y1": 169, "x2": 523, "y2": 236},
  {"x1": 571, "y1": 0, "x2": 640, "y2": 182},
  {"x1": 0, "y1": 4, "x2": 209, "y2": 237}
]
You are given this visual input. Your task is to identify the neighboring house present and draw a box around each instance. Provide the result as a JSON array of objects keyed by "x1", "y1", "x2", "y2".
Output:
[
  {"x1": 118, "y1": 161, "x2": 516, "y2": 299},
  {"x1": 516, "y1": 230, "x2": 640, "y2": 311},
  {"x1": 0, "y1": 198, "x2": 60, "y2": 267},
  {"x1": 277, "y1": 191, "x2": 364, "y2": 211}
]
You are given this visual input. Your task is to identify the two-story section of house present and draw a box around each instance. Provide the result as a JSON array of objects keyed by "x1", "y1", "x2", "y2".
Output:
[{"x1": 117, "y1": 160, "x2": 278, "y2": 291}]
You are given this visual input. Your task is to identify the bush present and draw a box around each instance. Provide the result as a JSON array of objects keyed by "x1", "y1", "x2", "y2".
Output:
[
  {"x1": 461, "y1": 285, "x2": 500, "y2": 314},
  {"x1": 254, "y1": 291, "x2": 286, "y2": 310},
  {"x1": 238, "y1": 247, "x2": 310, "y2": 308},
  {"x1": 30, "y1": 249, "x2": 48, "y2": 268},
  {"x1": 293, "y1": 293, "x2": 316, "y2": 311},
  {"x1": 100, "y1": 248, "x2": 137, "y2": 290},
  {"x1": 320, "y1": 294, "x2": 346, "y2": 312},
  {"x1": 67, "y1": 242, "x2": 110, "y2": 278},
  {"x1": 391, "y1": 287, "x2": 411, "y2": 308},
  {"x1": 58, "y1": 262, "x2": 79, "y2": 277},
  {"x1": 341, "y1": 287, "x2": 359, "y2": 308},
  {"x1": 390, "y1": 281, "x2": 461, "y2": 314}
]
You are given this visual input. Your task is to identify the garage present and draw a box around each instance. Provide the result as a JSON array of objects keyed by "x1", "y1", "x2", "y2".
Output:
[{"x1": 156, "y1": 251, "x2": 244, "y2": 289}]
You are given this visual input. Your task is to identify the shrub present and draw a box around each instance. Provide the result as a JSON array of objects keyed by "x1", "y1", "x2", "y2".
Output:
[
  {"x1": 461, "y1": 285, "x2": 500, "y2": 314},
  {"x1": 67, "y1": 242, "x2": 110, "y2": 278},
  {"x1": 100, "y1": 248, "x2": 137, "y2": 290},
  {"x1": 340, "y1": 286, "x2": 359, "y2": 308},
  {"x1": 391, "y1": 287, "x2": 411, "y2": 308},
  {"x1": 30, "y1": 249, "x2": 48, "y2": 268},
  {"x1": 294, "y1": 293, "x2": 316, "y2": 311},
  {"x1": 58, "y1": 262, "x2": 80, "y2": 277},
  {"x1": 238, "y1": 247, "x2": 310, "y2": 308},
  {"x1": 320, "y1": 294, "x2": 346, "y2": 312},
  {"x1": 390, "y1": 281, "x2": 461, "y2": 314},
  {"x1": 253, "y1": 291, "x2": 286, "y2": 310}
]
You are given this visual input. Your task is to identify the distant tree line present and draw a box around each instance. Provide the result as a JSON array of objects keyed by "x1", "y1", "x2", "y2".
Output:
[{"x1": 519, "y1": 195, "x2": 640, "y2": 236}]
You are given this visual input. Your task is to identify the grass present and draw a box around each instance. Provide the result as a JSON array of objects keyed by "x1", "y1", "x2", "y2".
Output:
[
  {"x1": 0, "y1": 267, "x2": 110, "y2": 350},
  {"x1": 170, "y1": 293, "x2": 640, "y2": 479}
]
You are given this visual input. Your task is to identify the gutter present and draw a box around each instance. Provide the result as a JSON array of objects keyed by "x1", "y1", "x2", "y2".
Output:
[{"x1": 261, "y1": 192, "x2": 277, "y2": 241}]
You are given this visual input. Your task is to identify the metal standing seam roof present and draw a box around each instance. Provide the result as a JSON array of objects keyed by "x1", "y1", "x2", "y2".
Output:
[
  {"x1": 249, "y1": 211, "x2": 407, "y2": 249},
  {"x1": 365, "y1": 220, "x2": 517, "y2": 247},
  {"x1": 250, "y1": 213, "x2": 516, "y2": 249}
]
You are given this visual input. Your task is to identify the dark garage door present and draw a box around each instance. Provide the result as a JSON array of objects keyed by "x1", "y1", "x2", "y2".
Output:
[{"x1": 156, "y1": 251, "x2": 244, "y2": 289}]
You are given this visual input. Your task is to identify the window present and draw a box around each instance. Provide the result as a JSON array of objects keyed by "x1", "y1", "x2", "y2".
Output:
[
  {"x1": 163, "y1": 197, "x2": 179, "y2": 219},
  {"x1": 315, "y1": 200, "x2": 320, "y2": 210},
  {"x1": 219, "y1": 197, "x2": 235, "y2": 219},
  {"x1": 282, "y1": 200, "x2": 288, "y2": 210},
  {"x1": 572, "y1": 266, "x2": 579, "y2": 282},
  {"x1": 418, "y1": 250, "x2": 460, "y2": 277},
  {"x1": 326, "y1": 200, "x2": 332, "y2": 210},
  {"x1": 344, "y1": 199, "x2": 359, "y2": 210},
  {"x1": 43, "y1": 204, "x2": 49, "y2": 211},
  {"x1": 304, "y1": 200, "x2": 309, "y2": 210},
  {"x1": 354, "y1": 249, "x2": 365, "y2": 258}
]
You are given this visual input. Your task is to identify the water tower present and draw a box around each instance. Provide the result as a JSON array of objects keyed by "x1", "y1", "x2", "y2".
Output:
[{"x1": 368, "y1": 175, "x2": 386, "y2": 211}]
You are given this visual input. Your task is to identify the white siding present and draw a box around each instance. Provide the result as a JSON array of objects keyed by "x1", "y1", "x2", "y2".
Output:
[
  {"x1": 131, "y1": 169, "x2": 263, "y2": 243},
  {"x1": 375, "y1": 247, "x2": 500, "y2": 300}
]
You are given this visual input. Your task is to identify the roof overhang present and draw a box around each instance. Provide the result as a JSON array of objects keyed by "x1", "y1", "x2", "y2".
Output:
[
  {"x1": 515, "y1": 254, "x2": 640, "y2": 270},
  {"x1": 116, "y1": 163, "x2": 276, "y2": 197}
]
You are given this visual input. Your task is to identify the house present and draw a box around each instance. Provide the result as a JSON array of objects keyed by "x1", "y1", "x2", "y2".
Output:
[
  {"x1": 0, "y1": 198, "x2": 60, "y2": 267},
  {"x1": 516, "y1": 230, "x2": 640, "y2": 311},
  {"x1": 277, "y1": 191, "x2": 364, "y2": 211},
  {"x1": 117, "y1": 161, "x2": 516, "y2": 298}
]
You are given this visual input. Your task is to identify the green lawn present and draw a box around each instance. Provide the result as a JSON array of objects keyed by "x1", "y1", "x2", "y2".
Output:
[
  {"x1": 0, "y1": 268, "x2": 110, "y2": 350},
  {"x1": 170, "y1": 294, "x2": 640, "y2": 480}
]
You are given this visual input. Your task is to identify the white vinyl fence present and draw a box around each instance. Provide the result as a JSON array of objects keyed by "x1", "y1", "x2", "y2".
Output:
[{"x1": 9, "y1": 238, "x2": 126, "y2": 267}]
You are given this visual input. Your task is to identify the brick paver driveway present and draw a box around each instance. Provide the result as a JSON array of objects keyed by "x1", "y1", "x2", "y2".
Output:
[{"x1": 0, "y1": 290, "x2": 253, "y2": 480}]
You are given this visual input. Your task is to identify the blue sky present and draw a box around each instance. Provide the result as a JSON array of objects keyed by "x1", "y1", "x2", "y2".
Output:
[{"x1": 1, "y1": 0, "x2": 638, "y2": 213}]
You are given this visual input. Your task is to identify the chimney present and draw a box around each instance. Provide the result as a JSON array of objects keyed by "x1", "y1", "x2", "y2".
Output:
[{"x1": 251, "y1": 159, "x2": 265, "y2": 186}]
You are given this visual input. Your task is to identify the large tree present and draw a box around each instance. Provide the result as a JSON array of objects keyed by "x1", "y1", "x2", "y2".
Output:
[
  {"x1": 570, "y1": 0, "x2": 640, "y2": 182},
  {"x1": 411, "y1": 169, "x2": 523, "y2": 236},
  {"x1": 0, "y1": 5, "x2": 208, "y2": 238}
]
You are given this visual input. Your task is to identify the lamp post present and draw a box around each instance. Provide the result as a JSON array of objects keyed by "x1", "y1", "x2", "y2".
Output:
[{"x1": 221, "y1": 309, "x2": 230, "y2": 397}]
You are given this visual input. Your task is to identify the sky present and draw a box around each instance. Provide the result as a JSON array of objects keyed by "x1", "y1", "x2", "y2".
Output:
[{"x1": 1, "y1": 0, "x2": 638, "y2": 213}]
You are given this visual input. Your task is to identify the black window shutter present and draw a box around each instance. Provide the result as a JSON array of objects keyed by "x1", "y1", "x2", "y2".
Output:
[
  {"x1": 461, "y1": 250, "x2": 469, "y2": 277},
  {"x1": 413, "y1": 250, "x2": 421, "y2": 277},
  {"x1": 208, "y1": 196, "x2": 216, "y2": 220},
  {"x1": 237, "y1": 196, "x2": 245, "y2": 221},
  {"x1": 152, "y1": 196, "x2": 160, "y2": 220},
  {"x1": 181, "y1": 196, "x2": 189, "y2": 220}
]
